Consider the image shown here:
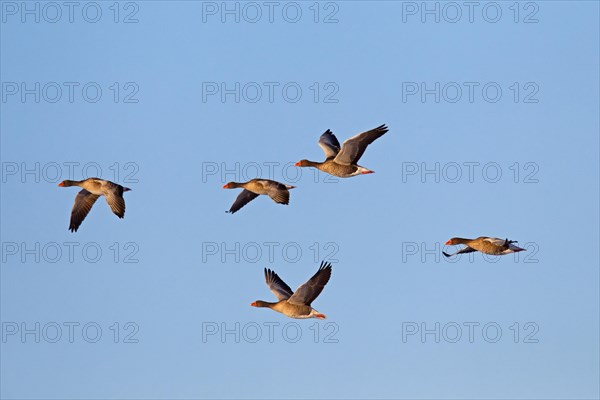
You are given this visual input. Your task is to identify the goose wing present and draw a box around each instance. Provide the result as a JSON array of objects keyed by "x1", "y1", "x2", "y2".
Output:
[
  {"x1": 263, "y1": 181, "x2": 291, "y2": 205},
  {"x1": 227, "y1": 189, "x2": 259, "y2": 214},
  {"x1": 69, "y1": 189, "x2": 100, "y2": 232},
  {"x1": 104, "y1": 185, "x2": 127, "y2": 218},
  {"x1": 287, "y1": 261, "x2": 332, "y2": 306},
  {"x1": 264, "y1": 268, "x2": 294, "y2": 301},
  {"x1": 333, "y1": 124, "x2": 388, "y2": 165},
  {"x1": 318, "y1": 130, "x2": 341, "y2": 159},
  {"x1": 443, "y1": 246, "x2": 477, "y2": 258}
]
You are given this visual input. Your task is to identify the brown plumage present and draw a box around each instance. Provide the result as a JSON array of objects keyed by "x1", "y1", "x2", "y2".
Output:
[
  {"x1": 251, "y1": 261, "x2": 332, "y2": 319},
  {"x1": 58, "y1": 178, "x2": 131, "y2": 232},
  {"x1": 295, "y1": 124, "x2": 388, "y2": 178},
  {"x1": 223, "y1": 179, "x2": 295, "y2": 214},
  {"x1": 443, "y1": 237, "x2": 526, "y2": 257}
]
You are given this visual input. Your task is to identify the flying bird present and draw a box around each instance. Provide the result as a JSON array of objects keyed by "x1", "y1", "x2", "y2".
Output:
[
  {"x1": 443, "y1": 237, "x2": 526, "y2": 257},
  {"x1": 223, "y1": 179, "x2": 295, "y2": 214},
  {"x1": 251, "y1": 261, "x2": 332, "y2": 319},
  {"x1": 58, "y1": 178, "x2": 131, "y2": 232},
  {"x1": 295, "y1": 124, "x2": 388, "y2": 178}
]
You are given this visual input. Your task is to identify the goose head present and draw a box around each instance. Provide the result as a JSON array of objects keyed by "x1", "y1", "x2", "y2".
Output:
[
  {"x1": 223, "y1": 182, "x2": 240, "y2": 189},
  {"x1": 294, "y1": 160, "x2": 310, "y2": 167}
]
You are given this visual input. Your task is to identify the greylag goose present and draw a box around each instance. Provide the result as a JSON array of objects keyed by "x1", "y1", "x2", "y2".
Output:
[
  {"x1": 443, "y1": 237, "x2": 526, "y2": 257},
  {"x1": 223, "y1": 179, "x2": 295, "y2": 214},
  {"x1": 58, "y1": 178, "x2": 131, "y2": 232},
  {"x1": 251, "y1": 261, "x2": 332, "y2": 319},
  {"x1": 295, "y1": 124, "x2": 388, "y2": 178}
]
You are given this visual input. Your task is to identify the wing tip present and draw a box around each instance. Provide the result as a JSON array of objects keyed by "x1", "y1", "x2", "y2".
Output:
[
  {"x1": 69, "y1": 220, "x2": 80, "y2": 232},
  {"x1": 319, "y1": 260, "x2": 333, "y2": 271},
  {"x1": 377, "y1": 123, "x2": 389, "y2": 134}
]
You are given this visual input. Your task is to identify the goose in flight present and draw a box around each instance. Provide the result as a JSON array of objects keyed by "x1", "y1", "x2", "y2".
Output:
[
  {"x1": 443, "y1": 237, "x2": 526, "y2": 257},
  {"x1": 295, "y1": 124, "x2": 388, "y2": 178},
  {"x1": 58, "y1": 178, "x2": 131, "y2": 232},
  {"x1": 223, "y1": 179, "x2": 295, "y2": 214},
  {"x1": 251, "y1": 261, "x2": 332, "y2": 319}
]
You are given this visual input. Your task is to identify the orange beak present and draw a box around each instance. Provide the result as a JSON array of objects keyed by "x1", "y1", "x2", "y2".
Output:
[
  {"x1": 222, "y1": 184, "x2": 229, "y2": 189},
  {"x1": 294, "y1": 162, "x2": 301, "y2": 166},
  {"x1": 250, "y1": 302, "x2": 257, "y2": 307},
  {"x1": 57, "y1": 182, "x2": 65, "y2": 187},
  {"x1": 445, "y1": 240, "x2": 452, "y2": 245}
]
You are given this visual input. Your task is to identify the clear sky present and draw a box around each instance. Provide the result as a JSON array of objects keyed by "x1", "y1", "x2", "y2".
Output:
[{"x1": 1, "y1": 1, "x2": 599, "y2": 399}]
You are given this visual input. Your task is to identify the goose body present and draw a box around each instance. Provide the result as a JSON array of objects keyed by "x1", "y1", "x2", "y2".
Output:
[
  {"x1": 295, "y1": 124, "x2": 388, "y2": 178},
  {"x1": 251, "y1": 261, "x2": 332, "y2": 319},
  {"x1": 443, "y1": 237, "x2": 526, "y2": 257},
  {"x1": 58, "y1": 178, "x2": 131, "y2": 232},
  {"x1": 223, "y1": 179, "x2": 295, "y2": 214}
]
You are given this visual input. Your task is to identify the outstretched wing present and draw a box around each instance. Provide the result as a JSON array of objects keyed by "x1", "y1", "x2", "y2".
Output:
[
  {"x1": 507, "y1": 243, "x2": 525, "y2": 252},
  {"x1": 288, "y1": 261, "x2": 332, "y2": 306},
  {"x1": 318, "y1": 130, "x2": 341, "y2": 159},
  {"x1": 227, "y1": 189, "x2": 259, "y2": 214},
  {"x1": 333, "y1": 124, "x2": 388, "y2": 165},
  {"x1": 442, "y1": 246, "x2": 477, "y2": 258},
  {"x1": 104, "y1": 188, "x2": 126, "y2": 218},
  {"x1": 264, "y1": 268, "x2": 294, "y2": 301},
  {"x1": 265, "y1": 183, "x2": 290, "y2": 205},
  {"x1": 69, "y1": 189, "x2": 100, "y2": 232}
]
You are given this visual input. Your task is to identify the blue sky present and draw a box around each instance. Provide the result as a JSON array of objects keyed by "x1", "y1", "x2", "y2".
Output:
[{"x1": 1, "y1": 1, "x2": 599, "y2": 399}]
